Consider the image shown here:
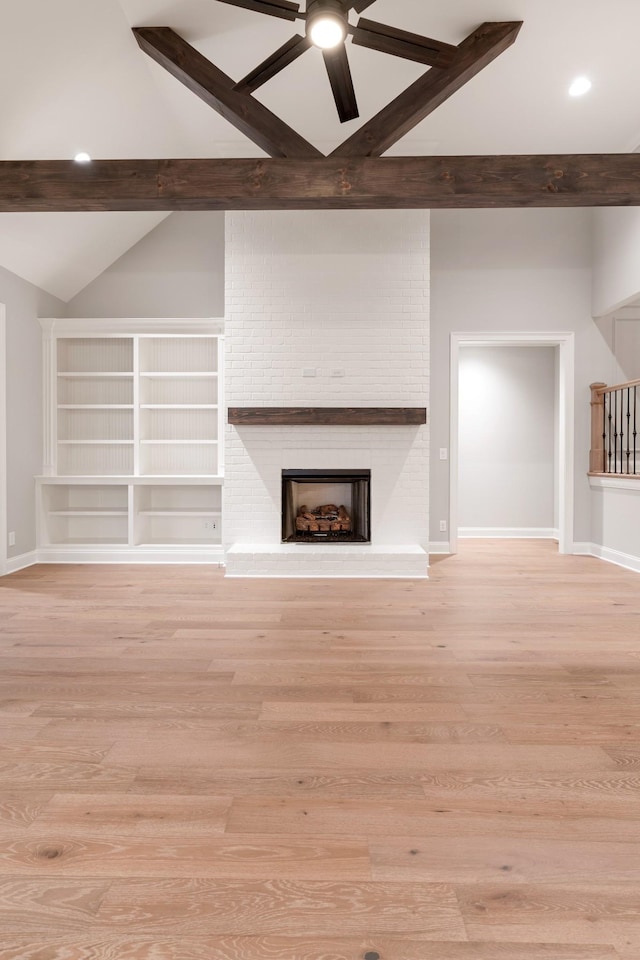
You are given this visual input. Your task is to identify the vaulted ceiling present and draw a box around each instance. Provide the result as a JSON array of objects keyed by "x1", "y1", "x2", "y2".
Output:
[{"x1": 2, "y1": 0, "x2": 640, "y2": 300}]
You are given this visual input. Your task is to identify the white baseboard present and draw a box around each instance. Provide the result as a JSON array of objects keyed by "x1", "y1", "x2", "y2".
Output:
[
  {"x1": 571, "y1": 541, "x2": 594, "y2": 556},
  {"x1": 36, "y1": 545, "x2": 224, "y2": 564},
  {"x1": 6, "y1": 543, "x2": 637, "y2": 578},
  {"x1": 224, "y1": 573, "x2": 429, "y2": 579},
  {"x1": 4, "y1": 550, "x2": 38, "y2": 574},
  {"x1": 429, "y1": 541, "x2": 451, "y2": 554},
  {"x1": 573, "y1": 542, "x2": 640, "y2": 575},
  {"x1": 459, "y1": 527, "x2": 559, "y2": 539}
]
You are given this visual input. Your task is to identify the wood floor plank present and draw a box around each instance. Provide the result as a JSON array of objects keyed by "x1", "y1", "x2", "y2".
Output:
[
  {"x1": 31, "y1": 701, "x2": 261, "y2": 720},
  {"x1": 259, "y1": 701, "x2": 468, "y2": 721},
  {"x1": 36, "y1": 717, "x2": 505, "y2": 745},
  {"x1": 0, "y1": 743, "x2": 111, "y2": 765},
  {"x1": 129, "y1": 772, "x2": 429, "y2": 799},
  {"x1": 0, "y1": 878, "x2": 111, "y2": 933},
  {"x1": 225, "y1": 796, "x2": 640, "y2": 843},
  {"x1": 3, "y1": 681, "x2": 355, "y2": 704},
  {"x1": 95, "y1": 879, "x2": 466, "y2": 937},
  {"x1": 0, "y1": 938, "x2": 619, "y2": 960},
  {"x1": 420, "y1": 772, "x2": 640, "y2": 808},
  {"x1": 457, "y1": 882, "x2": 640, "y2": 950},
  {"x1": 603, "y1": 745, "x2": 640, "y2": 768},
  {"x1": 0, "y1": 835, "x2": 370, "y2": 880},
  {"x1": 31, "y1": 794, "x2": 231, "y2": 836},
  {"x1": 0, "y1": 794, "x2": 53, "y2": 827},
  {"x1": 230, "y1": 664, "x2": 475, "y2": 686},
  {"x1": 502, "y1": 724, "x2": 640, "y2": 745},
  {"x1": 105, "y1": 738, "x2": 613, "y2": 774},
  {"x1": 0, "y1": 657, "x2": 217, "y2": 675},
  {"x1": 0, "y1": 761, "x2": 135, "y2": 793},
  {"x1": 370, "y1": 835, "x2": 640, "y2": 883}
]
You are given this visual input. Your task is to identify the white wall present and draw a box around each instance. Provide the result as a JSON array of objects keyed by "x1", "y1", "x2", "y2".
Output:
[
  {"x1": 430, "y1": 208, "x2": 615, "y2": 548},
  {"x1": 224, "y1": 210, "x2": 430, "y2": 577},
  {"x1": 0, "y1": 265, "x2": 63, "y2": 560},
  {"x1": 590, "y1": 480, "x2": 640, "y2": 573},
  {"x1": 66, "y1": 212, "x2": 225, "y2": 318},
  {"x1": 612, "y1": 317, "x2": 640, "y2": 382},
  {"x1": 592, "y1": 208, "x2": 640, "y2": 318},
  {"x1": 458, "y1": 345, "x2": 556, "y2": 533}
]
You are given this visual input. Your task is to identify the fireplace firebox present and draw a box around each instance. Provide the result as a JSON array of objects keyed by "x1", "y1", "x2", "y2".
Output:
[{"x1": 281, "y1": 469, "x2": 371, "y2": 543}]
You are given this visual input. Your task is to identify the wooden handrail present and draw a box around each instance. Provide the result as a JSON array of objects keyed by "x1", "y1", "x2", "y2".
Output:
[{"x1": 594, "y1": 377, "x2": 640, "y2": 395}]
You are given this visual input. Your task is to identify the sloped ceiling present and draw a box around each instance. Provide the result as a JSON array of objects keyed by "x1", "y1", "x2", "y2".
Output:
[
  {"x1": 0, "y1": 213, "x2": 170, "y2": 301},
  {"x1": 2, "y1": 0, "x2": 640, "y2": 300}
]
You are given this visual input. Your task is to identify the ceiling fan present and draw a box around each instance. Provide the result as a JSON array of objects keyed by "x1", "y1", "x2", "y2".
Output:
[{"x1": 215, "y1": 0, "x2": 458, "y2": 123}]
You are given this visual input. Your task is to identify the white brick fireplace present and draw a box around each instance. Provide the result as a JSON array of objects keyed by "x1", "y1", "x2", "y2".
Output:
[{"x1": 224, "y1": 210, "x2": 430, "y2": 577}]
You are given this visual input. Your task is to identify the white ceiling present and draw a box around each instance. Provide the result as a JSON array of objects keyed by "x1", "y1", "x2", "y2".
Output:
[{"x1": 2, "y1": 0, "x2": 640, "y2": 300}]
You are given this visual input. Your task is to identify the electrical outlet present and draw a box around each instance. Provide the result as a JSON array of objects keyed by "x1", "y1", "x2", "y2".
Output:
[
  {"x1": 439, "y1": 448, "x2": 448, "y2": 461},
  {"x1": 8, "y1": 531, "x2": 15, "y2": 547},
  {"x1": 302, "y1": 368, "x2": 317, "y2": 378},
  {"x1": 439, "y1": 520, "x2": 447, "y2": 532},
  {"x1": 330, "y1": 368, "x2": 345, "y2": 377},
  {"x1": 203, "y1": 521, "x2": 217, "y2": 530}
]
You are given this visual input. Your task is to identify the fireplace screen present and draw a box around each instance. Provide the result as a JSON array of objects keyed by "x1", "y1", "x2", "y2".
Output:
[{"x1": 282, "y1": 469, "x2": 371, "y2": 543}]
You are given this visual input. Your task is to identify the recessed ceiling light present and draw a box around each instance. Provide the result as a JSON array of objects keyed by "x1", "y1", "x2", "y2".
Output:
[
  {"x1": 73, "y1": 152, "x2": 92, "y2": 163},
  {"x1": 569, "y1": 76, "x2": 592, "y2": 97}
]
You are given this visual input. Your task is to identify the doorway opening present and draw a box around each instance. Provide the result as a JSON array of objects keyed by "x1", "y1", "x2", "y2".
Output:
[{"x1": 449, "y1": 332, "x2": 575, "y2": 555}]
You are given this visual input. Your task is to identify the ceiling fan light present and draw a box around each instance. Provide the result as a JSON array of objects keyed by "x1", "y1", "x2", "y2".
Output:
[{"x1": 309, "y1": 14, "x2": 345, "y2": 49}]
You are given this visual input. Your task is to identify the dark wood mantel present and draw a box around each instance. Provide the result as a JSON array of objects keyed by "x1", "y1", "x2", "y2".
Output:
[{"x1": 228, "y1": 407, "x2": 427, "y2": 426}]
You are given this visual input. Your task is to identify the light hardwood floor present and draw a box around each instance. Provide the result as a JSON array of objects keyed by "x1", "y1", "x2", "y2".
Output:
[{"x1": 0, "y1": 540, "x2": 639, "y2": 959}]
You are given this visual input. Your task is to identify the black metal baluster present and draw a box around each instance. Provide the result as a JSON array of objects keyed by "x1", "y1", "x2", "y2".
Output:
[
  {"x1": 613, "y1": 390, "x2": 622, "y2": 473},
  {"x1": 602, "y1": 388, "x2": 607, "y2": 473},
  {"x1": 626, "y1": 387, "x2": 632, "y2": 474},
  {"x1": 619, "y1": 389, "x2": 624, "y2": 474},
  {"x1": 634, "y1": 385, "x2": 638, "y2": 475},
  {"x1": 607, "y1": 391, "x2": 613, "y2": 473}
]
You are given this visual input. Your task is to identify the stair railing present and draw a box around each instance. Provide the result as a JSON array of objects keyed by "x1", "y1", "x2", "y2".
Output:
[{"x1": 590, "y1": 380, "x2": 640, "y2": 475}]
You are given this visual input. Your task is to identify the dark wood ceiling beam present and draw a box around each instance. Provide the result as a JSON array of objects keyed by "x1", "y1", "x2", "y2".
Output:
[
  {"x1": 332, "y1": 21, "x2": 523, "y2": 158},
  {"x1": 1, "y1": 155, "x2": 640, "y2": 211},
  {"x1": 133, "y1": 27, "x2": 322, "y2": 159}
]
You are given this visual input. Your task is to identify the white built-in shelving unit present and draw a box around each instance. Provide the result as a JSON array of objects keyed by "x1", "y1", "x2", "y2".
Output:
[{"x1": 37, "y1": 319, "x2": 224, "y2": 563}]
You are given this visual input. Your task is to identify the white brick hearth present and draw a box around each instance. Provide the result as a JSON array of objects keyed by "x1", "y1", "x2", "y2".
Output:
[{"x1": 224, "y1": 210, "x2": 430, "y2": 578}]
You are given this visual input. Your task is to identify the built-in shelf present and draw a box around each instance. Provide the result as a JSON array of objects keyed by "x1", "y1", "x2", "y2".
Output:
[
  {"x1": 228, "y1": 407, "x2": 428, "y2": 426},
  {"x1": 140, "y1": 509, "x2": 222, "y2": 517},
  {"x1": 58, "y1": 405, "x2": 134, "y2": 410},
  {"x1": 58, "y1": 372, "x2": 134, "y2": 378},
  {"x1": 140, "y1": 439, "x2": 218, "y2": 445},
  {"x1": 49, "y1": 509, "x2": 128, "y2": 517},
  {"x1": 141, "y1": 372, "x2": 218, "y2": 379},
  {"x1": 38, "y1": 320, "x2": 225, "y2": 561},
  {"x1": 52, "y1": 537, "x2": 129, "y2": 545},
  {"x1": 36, "y1": 475, "x2": 224, "y2": 484},
  {"x1": 140, "y1": 404, "x2": 218, "y2": 409}
]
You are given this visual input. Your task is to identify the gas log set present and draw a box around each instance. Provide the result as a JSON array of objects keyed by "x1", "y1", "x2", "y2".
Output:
[{"x1": 295, "y1": 503, "x2": 351, "y2": 533}]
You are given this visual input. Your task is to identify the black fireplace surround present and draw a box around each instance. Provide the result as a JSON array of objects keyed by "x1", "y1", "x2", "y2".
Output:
[{"x1": 281, "y1": 469, "x2": 371, "y2": 544}]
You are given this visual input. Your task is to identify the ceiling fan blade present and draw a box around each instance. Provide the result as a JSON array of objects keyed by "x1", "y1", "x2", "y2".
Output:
[
  {"x1": 235, "y1": 34, "x2": 312, "y2": 93},
  {"x1": 350, "y1": 0, "x2": 377, "y2": 11},
  {"x1": 352, "y1": 17, "x2": 458, "y2": 68},
  {"x1": 322, "y1": 43, "x2": 359, "y2": 123},
  {"x1": 214, "y1": 0, "x2": 300, "y2": 22}
]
